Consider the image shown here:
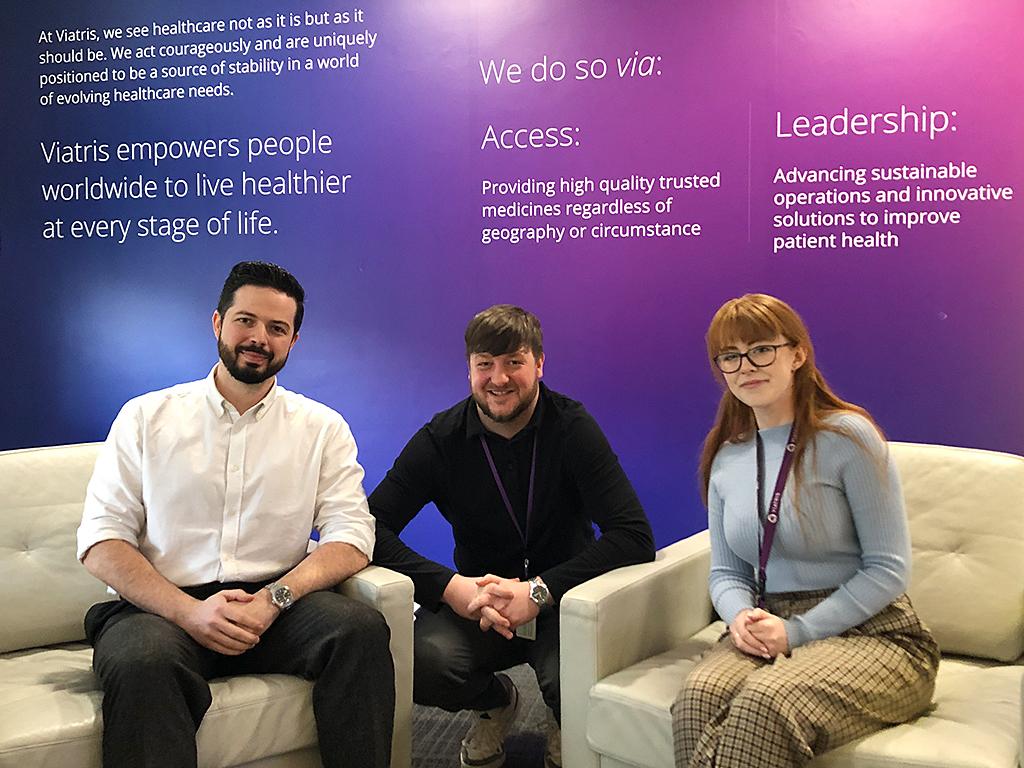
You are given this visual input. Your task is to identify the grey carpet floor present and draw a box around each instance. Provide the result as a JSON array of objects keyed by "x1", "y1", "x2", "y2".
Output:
[{"x1": 410, "y1": 664, "x2": 549, "y2": 767}]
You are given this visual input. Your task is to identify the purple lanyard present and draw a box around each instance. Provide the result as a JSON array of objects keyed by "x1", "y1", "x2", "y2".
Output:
[
  {"x1": 755, "y1": 424, "x2": 797, "y2": 609},
  {"x1": 480, "y1": 433, "x2": 538, "y2": 580}
]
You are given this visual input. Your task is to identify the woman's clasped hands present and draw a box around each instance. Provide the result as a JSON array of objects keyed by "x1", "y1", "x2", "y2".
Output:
[{"x1": 729, "y1": 608, "x2": 790, "y2": 659}]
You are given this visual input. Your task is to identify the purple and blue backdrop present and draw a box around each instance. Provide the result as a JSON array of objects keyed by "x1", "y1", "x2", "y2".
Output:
[{"x1": 2, "y1": 1, "x2": 1021, "y2": 562}]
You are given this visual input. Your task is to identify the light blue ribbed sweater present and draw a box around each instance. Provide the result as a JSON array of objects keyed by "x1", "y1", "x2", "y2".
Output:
[{"x1": 707, "y1": 412, "x2": 909, "y2": 649}]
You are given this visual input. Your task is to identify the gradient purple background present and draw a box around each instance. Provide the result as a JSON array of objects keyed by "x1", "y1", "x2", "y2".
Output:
[{"x1": 2, "y1": 1, "x2": 1021, "y2": 562}]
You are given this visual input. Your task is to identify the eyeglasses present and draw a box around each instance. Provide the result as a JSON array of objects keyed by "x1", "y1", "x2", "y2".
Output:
[{"x1": 713, "y1": 342, "x2": 795, "y2": 374}]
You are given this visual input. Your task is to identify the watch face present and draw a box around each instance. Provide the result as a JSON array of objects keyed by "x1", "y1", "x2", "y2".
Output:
[
  {"x1": 271, "y1": 584, "x2": 293, "y2": 608},
  {"x1": 531, "y1": 582, "x2": 549, "y2": 605}
]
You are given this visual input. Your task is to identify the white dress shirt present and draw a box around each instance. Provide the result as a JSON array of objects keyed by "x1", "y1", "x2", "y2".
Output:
[{"x1": 77, "y1": 367, "x2": 375, "y2": 587}]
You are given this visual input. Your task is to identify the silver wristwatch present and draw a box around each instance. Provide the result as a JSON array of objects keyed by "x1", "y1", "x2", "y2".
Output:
[
  {"x1": 528, "y1": 576, "x2": 551, "y2": 609},
  {"x1": 265, "y1": 581, "x2": 294, "y2": 611}
]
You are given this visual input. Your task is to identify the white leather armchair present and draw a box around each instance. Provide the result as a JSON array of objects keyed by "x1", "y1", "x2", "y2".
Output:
[
  {"x1": 561, "y1": 442, "x2": 1024, "y2": 768},
  {"x1": 0, "y1": 442, "x2": 414, "y2": 768}
]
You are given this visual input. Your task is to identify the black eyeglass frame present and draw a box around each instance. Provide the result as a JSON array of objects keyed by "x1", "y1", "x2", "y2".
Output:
[{"x1": 713, "y1": 342, "x2": 796, "y2": 374}]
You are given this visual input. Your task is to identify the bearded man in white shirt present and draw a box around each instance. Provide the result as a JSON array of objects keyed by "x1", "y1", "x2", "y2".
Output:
[{"x1": 77, "y1": 261, "x2": 394, "y2": 768}]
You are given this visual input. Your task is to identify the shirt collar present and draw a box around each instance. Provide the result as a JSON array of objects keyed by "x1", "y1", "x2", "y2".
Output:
[{"x1": 204, "y1": 364, "x2": 279, "y2": 421}]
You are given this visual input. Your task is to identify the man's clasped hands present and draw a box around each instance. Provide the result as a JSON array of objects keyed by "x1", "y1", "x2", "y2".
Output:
[{"x1": 441, "y1": 573, "x2": 540, "y2": 640}]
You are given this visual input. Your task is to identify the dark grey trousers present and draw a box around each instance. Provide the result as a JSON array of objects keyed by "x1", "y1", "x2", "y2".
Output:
[
  {"x1": 86, "y1": 582, "x2": 395, "y2": 768},
  {"x1": 412, "y1": 603, "x2": 561, "y2": 721}
]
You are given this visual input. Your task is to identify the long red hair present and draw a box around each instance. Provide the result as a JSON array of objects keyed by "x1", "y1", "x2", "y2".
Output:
[{"x1": 699, "y1": 294, "x2": 883, "y2": 506}]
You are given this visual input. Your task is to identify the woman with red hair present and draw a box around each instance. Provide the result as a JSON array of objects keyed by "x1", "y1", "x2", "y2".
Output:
[{"x1": 672, "y1": 294, "x2": 938, "y2": 768}]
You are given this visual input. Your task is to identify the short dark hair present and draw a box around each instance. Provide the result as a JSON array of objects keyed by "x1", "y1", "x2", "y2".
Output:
[
  {"x1": 216, "y1": 261, "x2": 305, "y2": 333},
  {"x1": 464, "y1": 304, "x2": 543, "y2": 359}
]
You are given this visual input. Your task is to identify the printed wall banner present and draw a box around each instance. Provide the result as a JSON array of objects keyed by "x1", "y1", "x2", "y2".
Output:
[{"x1": 3, "y1": 0, "x2": 1021, "y2": 557}]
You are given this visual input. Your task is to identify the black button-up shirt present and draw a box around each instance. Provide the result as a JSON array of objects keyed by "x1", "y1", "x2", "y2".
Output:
[{"x1": 369, "y1": 383, "x2": 655, "y2": 610}]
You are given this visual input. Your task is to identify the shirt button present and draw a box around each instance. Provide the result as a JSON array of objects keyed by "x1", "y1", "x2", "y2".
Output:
[{"x1": 230, "y1": 464, "x2": 240, "y2": 472}]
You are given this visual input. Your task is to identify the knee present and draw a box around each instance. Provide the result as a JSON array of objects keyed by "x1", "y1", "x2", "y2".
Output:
[
  {"x1": 413, "y1": 627, "x2": 456, "y2": 689},
  {"x1": 102, "y1": 651, "x2": 176, "y2": 691},
  {"x1": 295, "y1": 594, "x2": 393, "y2": 679},
  {"x1": 345, "y1": 599, "x2": 391, "y2": 646},
  {"x1": 95, "y1": 617, "x2": 192, "y2": 689},
  {"x1": 724, "y1": 677, "x2": 815, "y2": 760},
  {"x1": 313, "y1": 593, "x2": 391, "y2": 647},
  {"x1": 729, "y1": 677, "x2": 798, "y2": 728},
  {"x1": 675, "y1": 664, "x2": 733, "y2": 716}
]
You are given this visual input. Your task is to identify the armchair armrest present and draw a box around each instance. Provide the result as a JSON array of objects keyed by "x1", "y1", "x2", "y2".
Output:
[
  {"x1": 338, "y1": 565, "x2": 414, "y2": 768},
  {"x1": 559, "y1": 531, "x2": 713, "y2": 768}
]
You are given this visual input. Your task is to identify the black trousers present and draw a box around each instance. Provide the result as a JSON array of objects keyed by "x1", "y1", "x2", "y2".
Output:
[
  {"x1": 413, "y1": 604, "x2": 561, "y2": 722},
  {"x1": 86, "y1": 582, "x2": 395, "y2": 768}
]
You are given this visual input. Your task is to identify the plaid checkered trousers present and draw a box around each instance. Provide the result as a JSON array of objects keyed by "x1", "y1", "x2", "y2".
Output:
[{"x1": 671, "y1": 591, "x2": 939, "y2": 768}]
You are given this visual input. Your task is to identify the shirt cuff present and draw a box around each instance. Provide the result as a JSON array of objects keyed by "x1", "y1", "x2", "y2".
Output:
[
  {"x1": 782, "y1": 617, "x2": 811, "y2": 649},
  {"x1": 715, "y1": 590, "x2": 756, "y2": 628},
  {"x1": 76, "y1": 528, "x2": 139, "y2": 562},
  {"x1": 317, "y1": 525, "x2": 375, "y2": 561}
]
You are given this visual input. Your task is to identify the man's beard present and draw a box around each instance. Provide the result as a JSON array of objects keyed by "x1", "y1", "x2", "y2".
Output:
[
  {"x1": 473, "y1": 379, "x2": 539, "y2": 424},
  {"x1": 218, "y1": 339, "x2": 287, "y2": 385}
]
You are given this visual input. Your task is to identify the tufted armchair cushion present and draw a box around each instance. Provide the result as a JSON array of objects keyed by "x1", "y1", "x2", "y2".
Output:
[{"x1": 894, "y1": 442, "x2": 1024, "y2": 661}]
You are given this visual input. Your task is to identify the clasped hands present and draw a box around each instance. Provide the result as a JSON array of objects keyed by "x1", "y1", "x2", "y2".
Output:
[
  {"x1": 179, "y1": 588, "x2": 282, "y2": 656},
  {"x1": 728, "y1": 607, "x2": 790, "y2": 659},
  {"x1": 444, "y1": 573, "x2": 539, "y2": 640}
]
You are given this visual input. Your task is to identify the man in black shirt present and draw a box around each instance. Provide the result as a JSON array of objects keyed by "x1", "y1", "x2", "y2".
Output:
[{"x1": 370, "y1": 305, "x2": 655, "y2": 768}]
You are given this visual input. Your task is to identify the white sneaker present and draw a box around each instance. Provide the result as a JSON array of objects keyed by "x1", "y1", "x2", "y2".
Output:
[
  {"x1": 544, "y1": 708, "x2": 561, "y2": 768},
  {"x1": 460, "y1": 673, "x2": 520, "y2": 768}
]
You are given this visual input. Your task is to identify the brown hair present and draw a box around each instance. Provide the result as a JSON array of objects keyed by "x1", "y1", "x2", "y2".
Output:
[
  {"x1": 465, "y1": 305, "x2": 543, "y2": 359},
  {"x1": 698, "y1": 294, "x2": 883, "y2": 507},
  {"x1": 217, "y1": 261, "x2": 305, "y2": 333}
]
